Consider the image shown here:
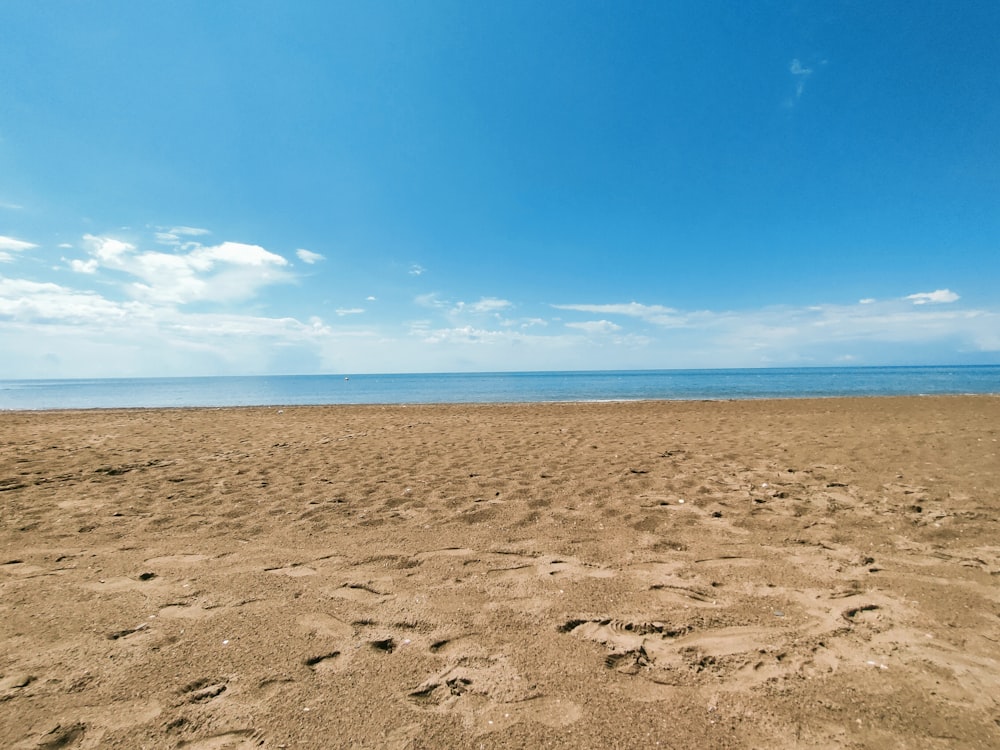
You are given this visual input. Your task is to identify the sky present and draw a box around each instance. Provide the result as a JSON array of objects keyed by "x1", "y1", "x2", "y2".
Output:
[{"x1": 1, "y1": 0, "x2": 998, "y2": 378}]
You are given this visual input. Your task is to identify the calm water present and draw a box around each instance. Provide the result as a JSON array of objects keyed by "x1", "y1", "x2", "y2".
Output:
[{"x1": 1, "y1": 366, "x2": 998, "y2": 410}]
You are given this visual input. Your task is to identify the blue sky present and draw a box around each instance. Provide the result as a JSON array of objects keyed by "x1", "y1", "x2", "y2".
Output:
[{"x1": 1, "y1": 1, "x2": 998, "y2": 378}]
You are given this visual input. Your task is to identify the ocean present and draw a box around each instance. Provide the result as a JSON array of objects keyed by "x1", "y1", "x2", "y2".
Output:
[{"x1": 1, "y1": 366, "x2": 998, "y2": 410}]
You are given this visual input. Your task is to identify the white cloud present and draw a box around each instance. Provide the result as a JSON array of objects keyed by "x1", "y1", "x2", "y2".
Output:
[
  {"x1": 0, "y1": 235, "x2": 37, "y2": 262},
  {"x1": 553, "y1": 301, "x2": 684, "y2": 326},
  {"x1": 296, "y1": 248, "x2": 324, "y2": 264},
  {"x1": 0, "y1": 236, "x2": 37, "y2": 252},
  {"x1": 456, "y1": 297, "x2": 513, "y2": 314},
  {"x1": 154, "y1": 227, "x2": 211, "y2": 247},
  {"x1": 906, "y1": 289, "x2": 959, "y2": 305},
  {"x1": 418, "y1": 325, "x2": 531, "y2": 345},
  {"x1": 415, "y1": 295, "x2": 521, "y2": 330},
  {"x1": 0, "y1": 277, "x2": 136, "y2": 323},
  {"x1": 0, "y1": 273, "x2": 334, "y2": 377},
  {"x1": 69, "y1": 258, "x2": 99, "y2": 274},
  {"x1": 4, "y1": 277, "x2": 998, "y2": 378},
  {"x1": 409, "y1": 264, "x2": 426, "y2": 276},
  {"x1": 551, "y1": 293, "x2": 1000, "y2": 362},
  {"x1": 3, "y1": 224, "x2": 996, "y2": 379},
  {"x1": 85, "y1": 234, "x2": 133, "y2": 263},
  {"x1": 189, "y1": 242, "x2": 286, "y2": 268},
  {"x1": 565, "y1": 320, "x2": 622, "y2": 334},
  {"x1": 415, "y1": 293, "x2": 448, "y2": 308},
  {"x1": 0, "y1": 227, "x2": 362, "y2": 378},
  {"x1": 553, "y1": 302, "x2": 674, "y2": 316},
  {"x1": 77, "y1": 234, "x2": 291, "y2": 304}
]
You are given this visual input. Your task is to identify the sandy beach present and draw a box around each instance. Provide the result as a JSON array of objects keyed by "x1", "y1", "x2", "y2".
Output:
[{"x1": 2, "y1": 396, "x2": 998, "y2": 749}]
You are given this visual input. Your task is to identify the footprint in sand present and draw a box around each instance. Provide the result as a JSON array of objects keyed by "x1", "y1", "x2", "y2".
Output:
[
  {"x1": 561, "y1": 584, "x2": 913, "y2": 690},
  {"x1": 254, "y1": 676, "x2": 294, "y2": 699},
  {"x1": 648, "y1": 581, "x2": 720, "y2": 606},
  {"x1": 107, "y1": 621, "x2": 151, "y2": 640},
  {"x1": 630, "y1": 560, "x2": 743, "y2": 612},
  {"x1": 485, "y1": 555, "x2": 614, "y2": 581},
  {"x1": 301, "y1": 617, "x2": 424, "y2": 671},
  {"x1": 0, "y1": 673, "x2": 34, "y2": 697},
  {"x1": 0, "y1": 560, "x2": 50, "y2": 577},
  {"x1": 429, "y1": 634, "x2": 484, "y2": 657},
  {"x1": 408, "y1": 656, "x2": 537, "y2": 721},
  {"x1": 327, "y1": 581, "x2": 392, "y2": 601},
  {"x1": 561, "y1": 616, "x2": 788, "y2": 681},
  {"x1": 177, "y1": 677, "x2": 229, "y2": 705},
  {"x1": 627, "y1": 562, "x2": 721, "y2": 606},
  {"x1": 297, "y1": 612, "x2": 353, "y2": 639},
  {"x1": 303, "y1": 651, "x2": 343, "y2": 673},
  {"x1": 21, "y1": 721, "x2": 87, "y2": 749},
  {"x1": 406, "y1": 635, "x2": 582, "y2": 735}
]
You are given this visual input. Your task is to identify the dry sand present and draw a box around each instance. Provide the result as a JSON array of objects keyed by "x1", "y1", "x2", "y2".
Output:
[{"x1": 1, "y1": 396, "x2": 999, "y2": 749}]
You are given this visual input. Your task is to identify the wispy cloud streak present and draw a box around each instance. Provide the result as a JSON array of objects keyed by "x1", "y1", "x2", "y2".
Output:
[
  {"x1": 0, "y1": 235, "x2": 38, "y2": 262},
  {"x1": 789, "y1": 58, "x2": 813, "y2": 98}
]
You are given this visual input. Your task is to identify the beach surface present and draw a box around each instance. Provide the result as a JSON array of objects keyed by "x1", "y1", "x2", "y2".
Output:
[{"x1": 2, "y1": 396, "x2": 999, "y2": 749}]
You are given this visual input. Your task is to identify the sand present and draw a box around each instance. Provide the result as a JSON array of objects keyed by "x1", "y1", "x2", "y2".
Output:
[{"x1": 1, "y1": 396, "x2": 999, "y2": 749}]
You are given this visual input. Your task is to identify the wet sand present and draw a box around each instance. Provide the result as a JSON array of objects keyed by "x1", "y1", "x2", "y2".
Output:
[{"x1": 2, "y1": 397, "x2": 999, "y2": 749}]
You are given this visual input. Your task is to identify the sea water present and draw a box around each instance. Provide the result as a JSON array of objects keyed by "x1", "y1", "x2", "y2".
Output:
[{"x1": 1, "y1": 366, "x2": 998, "y2": 410}]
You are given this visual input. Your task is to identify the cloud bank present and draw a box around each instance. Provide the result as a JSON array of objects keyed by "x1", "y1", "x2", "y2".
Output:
[{"x1": 0, "y1": 226, "x2": 995, "y2": 378}]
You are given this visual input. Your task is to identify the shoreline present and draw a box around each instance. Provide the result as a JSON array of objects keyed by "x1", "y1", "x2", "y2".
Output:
[{"x1": 3, "y1": 391, "x2": 998, "y2": 414}]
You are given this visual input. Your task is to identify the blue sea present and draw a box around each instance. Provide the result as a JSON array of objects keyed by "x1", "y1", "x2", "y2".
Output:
[{"x1": 1, "y1": 366, "x2": 998, "y2": 410}]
